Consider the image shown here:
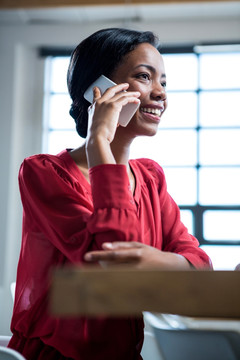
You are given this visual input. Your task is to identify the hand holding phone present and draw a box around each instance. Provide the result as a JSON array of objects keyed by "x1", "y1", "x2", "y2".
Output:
[{"x1": 84, "y1": 75, "x2": 139, "y2": 127}]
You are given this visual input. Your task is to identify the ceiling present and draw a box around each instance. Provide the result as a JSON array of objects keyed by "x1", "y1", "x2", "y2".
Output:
[{"x1": 0, "y1": 1, "x2": 239, "y2": 25}]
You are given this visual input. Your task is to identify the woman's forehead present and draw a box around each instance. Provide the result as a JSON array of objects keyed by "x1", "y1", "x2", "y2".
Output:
[{"x1": 117, "y1": 43, "x2": 165, "y2": 74}]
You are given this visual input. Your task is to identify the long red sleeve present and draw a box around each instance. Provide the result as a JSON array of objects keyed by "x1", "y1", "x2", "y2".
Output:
[{"x1": 18, "y1": 154, "x2": 141, "y2": 263}]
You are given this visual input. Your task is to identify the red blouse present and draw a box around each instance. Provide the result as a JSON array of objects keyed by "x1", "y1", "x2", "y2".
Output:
[{"x1": 9, "y1": 149, "x2": 212, "y2": 360}]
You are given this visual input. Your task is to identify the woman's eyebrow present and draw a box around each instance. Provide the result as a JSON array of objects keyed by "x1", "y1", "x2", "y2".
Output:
[{"x1": 133, "y1": 64, "x2": 166, "y2": 78}]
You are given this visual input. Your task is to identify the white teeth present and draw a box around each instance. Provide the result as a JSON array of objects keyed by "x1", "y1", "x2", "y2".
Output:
[{"x1": 141, "y1": 107, "x2": 162, "y2": 116}]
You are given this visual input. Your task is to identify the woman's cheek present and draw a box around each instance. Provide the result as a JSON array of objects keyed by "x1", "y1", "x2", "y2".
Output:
[{"x1": 164, "y1": 98, "x2": 168, "y2": 111}]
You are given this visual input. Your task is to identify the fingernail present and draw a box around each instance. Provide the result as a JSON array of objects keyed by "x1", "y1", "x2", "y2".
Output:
[
  {"x1": 104, "y1": 242, "x2": 113, "y2": 249},
  {"x1": 84, "y1": 253, "x2": 92, "y2": 261}
]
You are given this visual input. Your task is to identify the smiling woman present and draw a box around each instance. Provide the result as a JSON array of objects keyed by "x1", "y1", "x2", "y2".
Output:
[
  {"x1": 8, "y1": 28, "x2": 212, "y2": 360},
  {"x1": 109, "y1": 42, "x2": 167, "y2": 138}
]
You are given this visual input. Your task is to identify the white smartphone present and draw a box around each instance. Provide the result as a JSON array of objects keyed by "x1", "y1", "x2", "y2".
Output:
[{"x1": 84, "y1": 75, "x2": 139, "y2": 127}]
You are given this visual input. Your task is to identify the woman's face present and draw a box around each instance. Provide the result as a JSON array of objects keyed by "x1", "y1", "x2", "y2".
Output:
[{"x1": 111, "y1": 42, "x2": 168, "y2": 137}]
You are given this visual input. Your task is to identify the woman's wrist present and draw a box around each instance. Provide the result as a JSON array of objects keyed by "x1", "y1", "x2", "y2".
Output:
[
  {"x1": 159, "y1": 251, "x2": 192, "y2": 270},
  {"x1": 86, "y1": 134, "x2": 116, "y2": 167}
]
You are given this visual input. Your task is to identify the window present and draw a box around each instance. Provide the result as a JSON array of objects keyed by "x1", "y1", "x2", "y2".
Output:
[
  {"x1": 42, "y1": 56, "x2": 84, "y2": 154},
  {"x1": 42, "y1": 44, "x2": 240, "y2": 270}
]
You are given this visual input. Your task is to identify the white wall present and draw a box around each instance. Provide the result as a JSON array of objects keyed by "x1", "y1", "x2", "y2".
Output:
[{"x1": 0, "y1": 13, "x2": 239, "y2": 335}]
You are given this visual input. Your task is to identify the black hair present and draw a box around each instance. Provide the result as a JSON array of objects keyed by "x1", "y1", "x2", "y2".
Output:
[{"x1": 67, "y1": 27, "x2": 160, "y2": 138}]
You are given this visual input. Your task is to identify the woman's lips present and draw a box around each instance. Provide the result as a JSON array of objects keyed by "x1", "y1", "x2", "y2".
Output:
[{"x1": 140, "y1": 106, "x2": 164, "y2": 121}]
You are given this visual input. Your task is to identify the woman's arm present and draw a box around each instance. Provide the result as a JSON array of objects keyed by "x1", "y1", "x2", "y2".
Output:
[
  {"x1": 86, "y1": 85, "x2": 140, "y2": 167},
  {"x1": 18, "y1": 156, "x2": 142, "y2": 264}
]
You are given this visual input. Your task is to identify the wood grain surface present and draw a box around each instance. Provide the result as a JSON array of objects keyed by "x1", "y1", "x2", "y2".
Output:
[{"x1": 50, "y1": 267, "x2": 240, "y2": 319}]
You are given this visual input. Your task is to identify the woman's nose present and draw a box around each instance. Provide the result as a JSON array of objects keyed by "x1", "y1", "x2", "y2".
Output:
[{"x1": 150, "y1": 83, "x2": 167, "y2": 101}]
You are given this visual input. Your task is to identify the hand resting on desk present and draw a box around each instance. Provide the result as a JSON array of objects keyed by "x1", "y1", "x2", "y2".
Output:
[{"x1": 84, "y1": 241, "x2": 191, "y2": 270}]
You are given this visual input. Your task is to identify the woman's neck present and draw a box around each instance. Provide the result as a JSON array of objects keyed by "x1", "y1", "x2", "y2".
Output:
[
  {"x1": 69, "y1": 145, "x2": 89, "y2": 181},
  {"x1": 71, "y1": 131, "x2": 134, "y2": 168},
  {"x1": 70, "y1": 139, "x2": 135, "y2": 192}
]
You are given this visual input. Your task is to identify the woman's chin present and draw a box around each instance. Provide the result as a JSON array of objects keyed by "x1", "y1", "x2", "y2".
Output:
[
  {"x1": 138, "y1": 121, "x2": 159, "y2": 137},
  {"x1": 127, "y1": 117, "x2": 160, "y2": 137}
]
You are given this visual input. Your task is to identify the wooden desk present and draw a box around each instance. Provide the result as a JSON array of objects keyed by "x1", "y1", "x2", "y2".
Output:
[{"x1": 50, "y1": 267, "x2": 240, "y2": 319}]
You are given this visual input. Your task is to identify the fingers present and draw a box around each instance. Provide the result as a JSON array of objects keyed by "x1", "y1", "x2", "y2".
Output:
[
  {"x1": 102, "y1": 89, "x2": 140, "y2": 105},
  {"x1": 92, "y1": 83, "x2": 128, "y2": 103},
  {"x1": 93, "y1": 83, "x2": 140, "y2": 105},
  {"x1": 113, "y1": 94, "x2": 140, "y2": 107},
  {"x1": 84, "y1": 242, "x2": 146, "y2": 264},
  {"x1": 102, "y1": 242, "x2": 145, "y2": 250},
  {"x1": 92, "y1": 86, "x2": 102, "y2": 102},
  {"x1": 84, "y1": 248, "x2": 140, "y2": 264},
  {"x1": 102, "y1": 83, "x2": 130, "y2": 98}
]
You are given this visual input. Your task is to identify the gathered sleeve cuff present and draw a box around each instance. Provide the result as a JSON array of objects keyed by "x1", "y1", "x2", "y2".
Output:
[{"x1": 89, "y1": 164, "x2": 135, "y2": 210}]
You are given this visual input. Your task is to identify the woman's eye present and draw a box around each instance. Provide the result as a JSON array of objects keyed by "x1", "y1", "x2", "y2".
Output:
[
  {"x1": 137, "y1": 73, "x2": 150, "y2": 81},
  {"x1": 161, "y1": 81, "x2": 167, "y2": 88}
]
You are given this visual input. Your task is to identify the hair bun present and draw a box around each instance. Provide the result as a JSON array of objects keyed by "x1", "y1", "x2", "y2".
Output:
[{"x1": 69, "y1": 103, "x2": 80, "y2": 121}]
